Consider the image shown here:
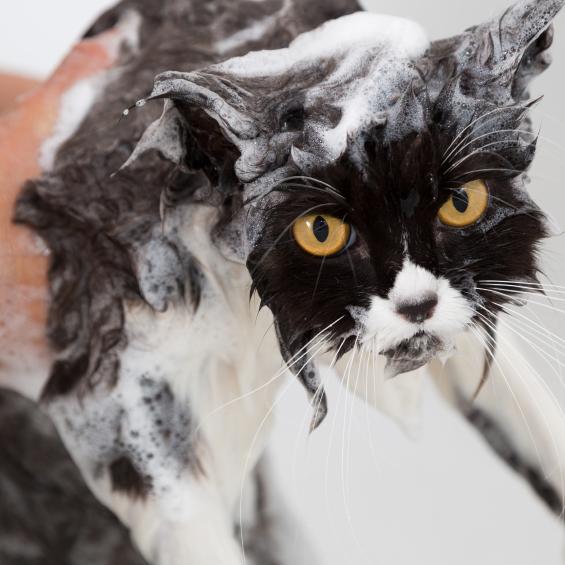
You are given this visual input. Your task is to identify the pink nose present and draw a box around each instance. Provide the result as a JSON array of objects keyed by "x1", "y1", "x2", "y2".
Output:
[{"x1": 396, "y1": 294, "x2": 438, "y2": 324}]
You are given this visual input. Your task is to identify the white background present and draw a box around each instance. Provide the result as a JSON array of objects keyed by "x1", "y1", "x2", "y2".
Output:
[{"x1": 2, "y1": 1, "x2": 565, "y2": 564}]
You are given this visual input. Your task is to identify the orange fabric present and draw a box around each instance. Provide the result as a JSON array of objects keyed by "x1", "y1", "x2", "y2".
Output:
[{"x1": 0, "y1": 30, "x2": 121, "y2": 380}]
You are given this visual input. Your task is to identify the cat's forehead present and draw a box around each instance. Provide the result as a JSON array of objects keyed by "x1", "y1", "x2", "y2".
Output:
[{"x1": 213, "y1": 12, "x2": 430, "y2": 160}]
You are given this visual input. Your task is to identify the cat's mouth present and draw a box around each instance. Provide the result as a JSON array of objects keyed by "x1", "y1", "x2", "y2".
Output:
[{"x1": 382, "y1": 332, "x2": 445, "y2": 378}]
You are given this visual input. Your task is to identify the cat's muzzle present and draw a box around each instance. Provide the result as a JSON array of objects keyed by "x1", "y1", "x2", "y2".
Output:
[{"x1": 383, "y1": 332, "x2": 445, "y2": 379}]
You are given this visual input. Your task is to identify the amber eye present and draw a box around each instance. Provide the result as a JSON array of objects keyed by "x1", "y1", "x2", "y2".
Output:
[
  {"x1": 292, "y1": 214, "x2": 351, "y2": 257},
  {"x1": 438, "y1": 180, "x2": 490, "y2": 227}
]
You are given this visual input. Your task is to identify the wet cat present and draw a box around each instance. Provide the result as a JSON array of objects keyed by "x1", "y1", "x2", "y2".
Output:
[{"x1": 4, "y1": 0, "x2": 565, "y2": 563}]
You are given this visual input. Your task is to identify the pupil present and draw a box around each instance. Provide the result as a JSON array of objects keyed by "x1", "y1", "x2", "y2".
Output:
[
  {"x1": 313, "y1": 216, "x2": 329, "y2": 242},
  {"x1": 453, "y1": 189, "x2": 469, "y2": 213}
]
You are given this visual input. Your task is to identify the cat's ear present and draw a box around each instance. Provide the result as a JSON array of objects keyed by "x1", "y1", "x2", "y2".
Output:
[
  {"x1": 122, "y1": 70, "x2": 262, "y2": 184},
  {"x1": 435, "y1": 0, "x2": 564, "y2": 103}
]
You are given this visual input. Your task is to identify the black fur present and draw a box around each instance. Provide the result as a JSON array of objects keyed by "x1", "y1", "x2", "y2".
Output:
[
  {"x1": 15, "y1": 0, "x2": 556, "y2": 410},
  {"x1": 132, "y1": 2, "x2": 560, "y2": 418},
  {"x1": 14, "y1": 0, "x2": 362, "y2": 401},
  {"x1": 248, "y1": 114, "x2": 547, "y2": 367},
  {"x1": 110, "y1": 456, "x2": 152, "y2": 498}
]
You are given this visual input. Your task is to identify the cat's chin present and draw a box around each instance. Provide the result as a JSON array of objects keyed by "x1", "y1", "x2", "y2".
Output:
[{"x1": 383, "y1": 332, "x2": 452, "y2": 379}]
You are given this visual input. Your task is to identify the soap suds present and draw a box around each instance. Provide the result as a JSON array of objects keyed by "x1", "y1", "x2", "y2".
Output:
[
  {"x1": 39, "y1": 74, "x2": 106, "y2": 171},
  {"x1": 216, "y1": 13, "x2": 280, "y2": 54},
  {"x1": 0, "y1": 286, "x2": 50, "y2": 400},
  {"x1": 39, "y1": 9, "x2": 142, "y2": 172},
  {"x1": 219, "y1": 12, "x2": 429, "y2": 77},
  {"x1": 217, "y1": 12, "x2": 430, "y2": 167}
]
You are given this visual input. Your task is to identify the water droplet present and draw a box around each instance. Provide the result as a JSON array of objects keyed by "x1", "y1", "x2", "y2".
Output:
[
  {"x1": 123, "y1": 108, "x2": 130, "y2": 116},
  {"x1": 136, "y1": 99, "x2": 147, "y2": 108}
]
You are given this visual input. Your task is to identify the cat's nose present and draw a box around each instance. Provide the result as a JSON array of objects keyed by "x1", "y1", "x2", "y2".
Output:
[{"x1": 396, "y1": 294, "x2": 438, "y2": 324}]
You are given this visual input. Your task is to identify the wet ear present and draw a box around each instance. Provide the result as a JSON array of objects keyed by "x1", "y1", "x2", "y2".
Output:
[
  {"x1": 436, "y1": 0, "x2": 564, "y2": 103},
  {"x1": 149, "y1": 70, "x2": 260, "y2": 143},
  {"x1": 123, "y1": 70, "x2": 261, "y2": 182}
]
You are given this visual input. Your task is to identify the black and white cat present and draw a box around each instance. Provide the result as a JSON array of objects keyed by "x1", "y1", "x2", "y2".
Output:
[{"x1": 5, "y1": 0, "x2": 565, "y2": 562}]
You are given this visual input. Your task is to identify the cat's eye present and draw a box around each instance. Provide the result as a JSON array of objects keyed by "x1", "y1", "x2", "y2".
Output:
[
  {"x1": 438, "y1": 180, "x2": 489, "y2": 227},
  {"x1": 292, "y1": 214, "x2": 351, "y2": 257}
]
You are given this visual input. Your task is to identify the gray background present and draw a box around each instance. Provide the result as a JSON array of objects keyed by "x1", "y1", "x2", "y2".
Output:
[{"x1": 1, "y1": 1, "x2": 565, "y2": 563}]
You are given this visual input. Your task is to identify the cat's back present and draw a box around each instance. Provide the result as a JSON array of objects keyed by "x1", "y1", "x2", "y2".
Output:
[{"x1": 2, "y1": 0, "x2": 361, "y2": 398}]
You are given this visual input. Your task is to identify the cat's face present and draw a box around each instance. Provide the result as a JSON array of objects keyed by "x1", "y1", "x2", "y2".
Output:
[
  {"x1": 132, "y1": 0, "x2": 562, "y2": 424},
  {"x1": 247, "y1": 127, "x2": 547, "y2": 381}
]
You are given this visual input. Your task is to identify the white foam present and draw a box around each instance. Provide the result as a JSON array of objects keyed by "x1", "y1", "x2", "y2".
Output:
[
  {"x1": 0, "y1": 285, "x2": 51, "y2": 400},
  {"x1": 215, "y1": 0, "x2": 294, "y2": 55},
  {"x1": 211, "y1": 12, "x2": 430, "y2": 173},
  {"x1": 121, "y1": 102, "x2": 185, "y2": 171},
  {"x1": 219, "y1": 12, "x2": 428, "y2": 77},
  {"x1": 118, "y1": 9, "x2": 142, "y2": 52},
  {"x1": 216, "y1": 13, "x2": 280, "y2": 55},
  {"x1": 111, "y1": 206, "x2": 284, "y2": 508},
  {"x1": 39, "y1": 9, "x2": 142, "y2": 172},
  {"x1": 46, "y1": 206, "x2": 284, "y2": 524},
  {"x1": 39, "y1": 74, "x2": 106, "y2": 171},
  {"x1": 143, "y1": 12, "x2": 430, "y2": 183}
]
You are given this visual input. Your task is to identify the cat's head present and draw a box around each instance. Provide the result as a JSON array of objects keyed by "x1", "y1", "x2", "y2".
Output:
[{"x1": 131, "y1": 0, "x2": 563, "y2": 427}]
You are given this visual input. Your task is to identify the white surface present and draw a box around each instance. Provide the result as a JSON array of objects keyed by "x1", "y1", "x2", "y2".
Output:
[
  {"x1": 1, "y1": 1, "x2": 565, "y2": 564},
  {"x1": 0, "y1": 1, "x2": 116, "y2": 77}
]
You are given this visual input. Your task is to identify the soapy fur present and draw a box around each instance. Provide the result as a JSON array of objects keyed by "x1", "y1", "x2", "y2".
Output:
[{"x1": 3, "y1": 0, "x2": 565, "y2": 562}]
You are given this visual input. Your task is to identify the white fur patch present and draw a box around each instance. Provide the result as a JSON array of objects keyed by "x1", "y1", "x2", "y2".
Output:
[
  {"x1": 335, "y1": 261, "x2": 474, "y2": 437},
  {"x1": 361, "y1": 259, "x2": 473, "y2": 353},
  {"x1": 45, "y1": 205, "x2": 285, "y2": 565}
]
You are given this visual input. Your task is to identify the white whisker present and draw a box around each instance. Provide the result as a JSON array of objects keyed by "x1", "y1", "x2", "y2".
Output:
[
  {"x1": 473, "y1": 310, "x2": 565, "y2": 510},
  {"x1": 324, "y1": 337, "x2": 357, "y2": 563},
  {"x1": 364, "y1": 344, "x2": 383, "y2": 475},
  {"x1": 192, "y1": 317, "x2": 344, "y2": 439},
  {"x1": 481, "y1": 280, "x2": 565, "y2": 292},
  {"x1": 498, "y1": 313, "x2": 565, "y2": 387},
  {"x1": 238, "y1": 330, "x2": 334, "y2": 563},
  {"x1": 478, "y1": 287, "x2": 565, "y2": 317},
  {"x1": 470, "y1": 319, "x2": 545, "y2": 468},
  {"x1": 445, "y1": 130, "x2": 534, "y2": 174},
  {"x1": 441, "y1": 106, "x2": 529, "y2": 165}
]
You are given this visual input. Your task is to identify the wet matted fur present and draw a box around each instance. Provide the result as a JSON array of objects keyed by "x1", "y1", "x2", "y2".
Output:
[{"x1": 4, "y1": 0, "x2": 565, "y2": 563}]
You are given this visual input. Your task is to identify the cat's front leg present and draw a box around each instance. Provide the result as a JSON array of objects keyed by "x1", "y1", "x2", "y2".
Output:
[
  {"x1": 429, "y1": 324, "x2": 565, "y2": 516},
  {"x1": 45, "y1": 381, "x2": 246, "y2": 565},
  {"x1": 114, "y1": 485, "x2": 245, "y2": 565}
]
